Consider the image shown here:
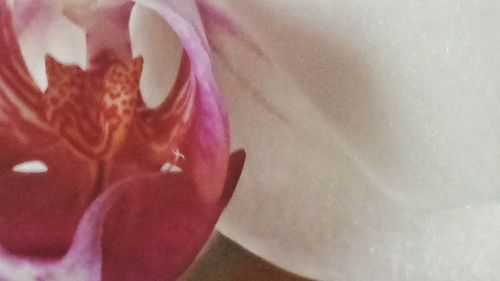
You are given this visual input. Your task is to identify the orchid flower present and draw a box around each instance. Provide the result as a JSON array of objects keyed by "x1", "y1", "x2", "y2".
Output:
[{"x1": 0, "y1": 0, "x2": 245, "y2": 280}]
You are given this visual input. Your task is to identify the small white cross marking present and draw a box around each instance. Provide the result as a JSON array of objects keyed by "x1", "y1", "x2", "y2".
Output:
[{"x1": 172, "y1": 149, "x2": 185, "y2": 162}]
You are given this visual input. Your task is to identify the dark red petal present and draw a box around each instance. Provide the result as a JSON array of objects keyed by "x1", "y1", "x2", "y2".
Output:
[
  {"x1": 0, "y1": 174, "x2": 158, "y2": 281},
  {"x1": 0, "y1": 128, "x2": 93, "y2": 258},
  {"x1": 221, "y1": 149, "x2": 246, "y2": 206},
  {"x1": 101, "y1": 151, "x2": 246, "y2": 281}
]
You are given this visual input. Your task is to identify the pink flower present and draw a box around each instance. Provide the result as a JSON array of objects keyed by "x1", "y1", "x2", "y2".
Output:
[{"x1": 0, "y1": 0, "x2": 245, "y2": 280}]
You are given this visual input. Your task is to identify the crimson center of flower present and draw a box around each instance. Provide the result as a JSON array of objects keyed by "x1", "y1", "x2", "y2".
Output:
[
  {"x1": 0, "y1": 1, "x2": 239, "y2": 279},
  {"x1": 40, "y1": 55, "x2": 145, "y2": 198}
]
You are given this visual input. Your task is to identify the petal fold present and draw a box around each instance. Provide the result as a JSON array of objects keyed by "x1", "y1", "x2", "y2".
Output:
[{"x1": 127, "y1": 0, "x2": 230, "y2": 202}]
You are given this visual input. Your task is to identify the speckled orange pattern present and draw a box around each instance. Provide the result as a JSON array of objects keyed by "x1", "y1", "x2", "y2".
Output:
[{"x1": 43, "y1": 56, "x2": 143, "y2": 160}]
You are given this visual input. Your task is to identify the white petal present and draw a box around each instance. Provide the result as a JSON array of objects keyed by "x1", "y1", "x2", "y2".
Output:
[
  {"x1": 210, "y1": 0, "x2": 500, "y2": 280},
  {"x1": 129, "y1": 3, "x2": 182, "y2": 107},
  {"x1": 14, "y1": 0, "x2": 86, "y2": 91},
  {"x1": 95, "y1": 0, "x2": 128, "y2": 8}
]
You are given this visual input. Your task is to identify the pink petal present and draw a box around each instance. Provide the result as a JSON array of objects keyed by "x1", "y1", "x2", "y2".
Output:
[
  {"x1": 125, "y1": 0, "x2": 230, "y2": 202},
  {"x1": 196, "y1": 0, "x2": 266, "y2": 59}
]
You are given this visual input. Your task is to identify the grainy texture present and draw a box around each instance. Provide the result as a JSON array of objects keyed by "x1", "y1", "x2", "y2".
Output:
[{"x1": 182, "y1": 232, "x2": 314, "y2": 281}]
